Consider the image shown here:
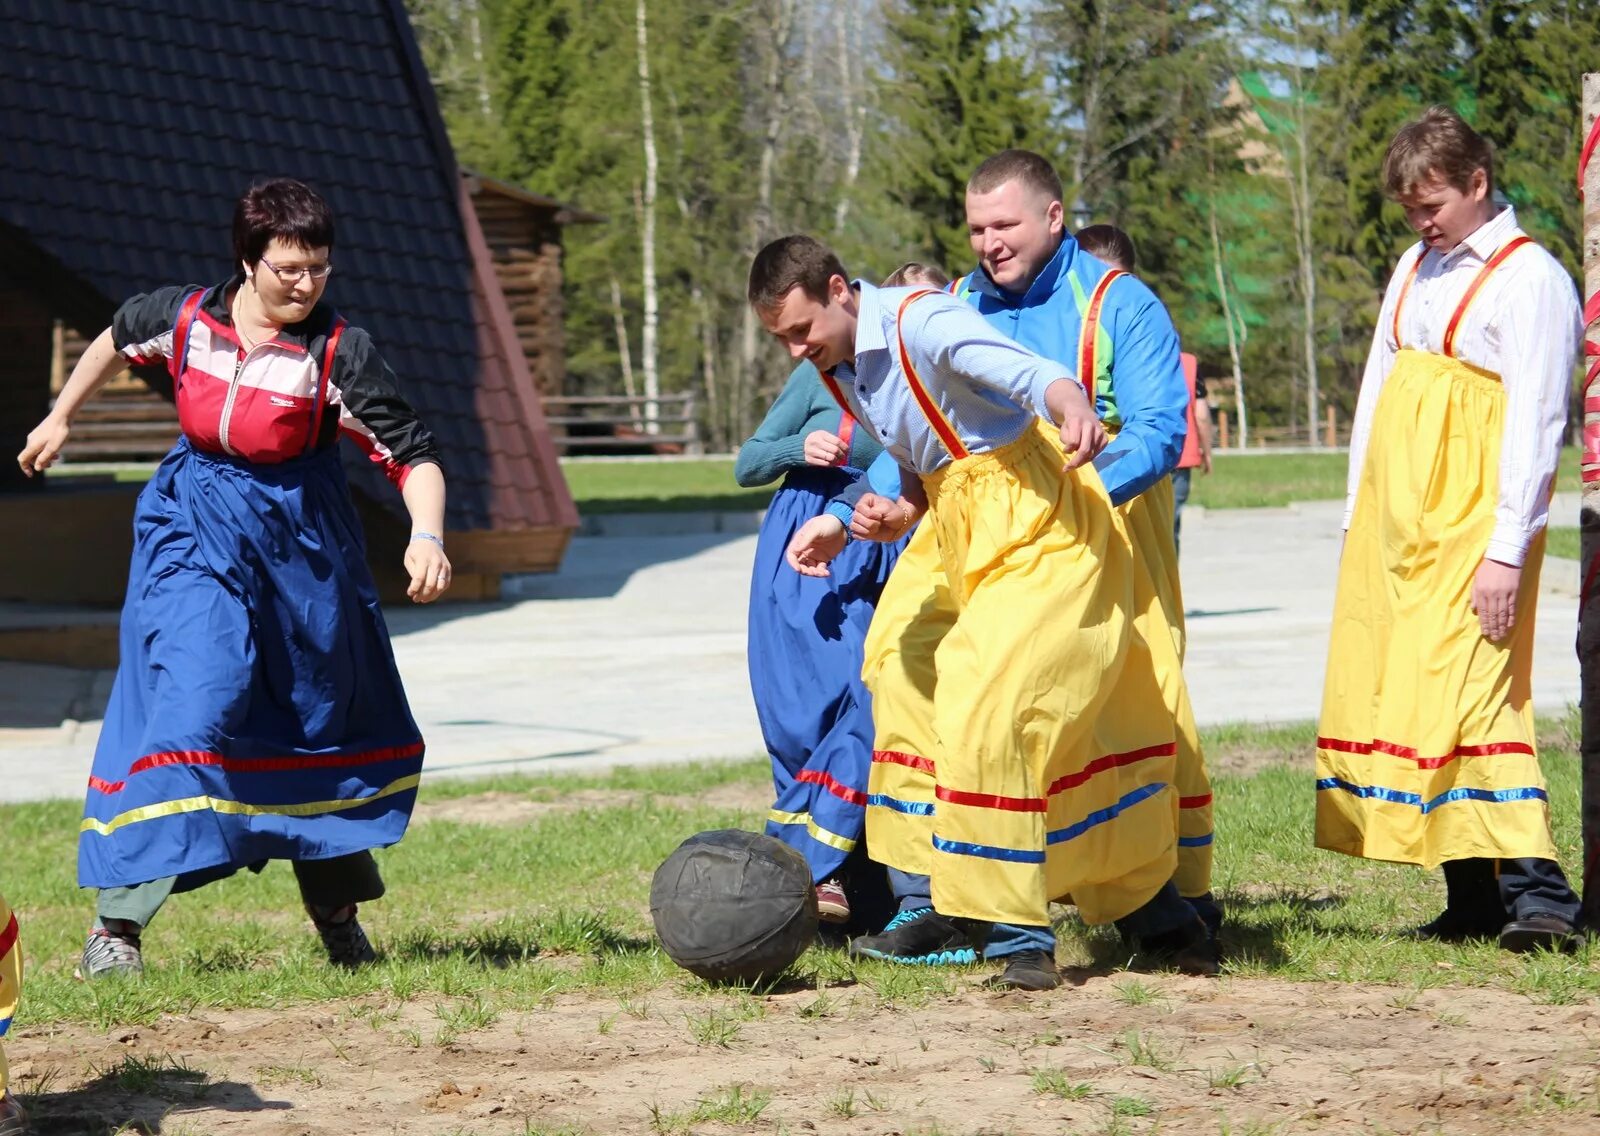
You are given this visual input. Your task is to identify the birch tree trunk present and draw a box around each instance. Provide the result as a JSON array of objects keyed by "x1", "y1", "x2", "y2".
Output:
[
  {"x1": 735, "y1": 0, "x2": 797, "y2": 443},
  {"x1": 464, "y1": 0, "x2": 493, "y2": 119},
  {"x1": 609, "y1": 277, "x2": 640, "y2": 423},
  {"x1": 1578, "y1": 72, "x2": 1600, "y2": 929},
  {"x1": 833, "y1": 1, "x2": 865, "y2": 232},
  {"x1": 1208, "y1": 191, "x2": 1248, "y2": 450},
  {"x1": 635, "y1": 0, "x2": 661, "y2": 433}
]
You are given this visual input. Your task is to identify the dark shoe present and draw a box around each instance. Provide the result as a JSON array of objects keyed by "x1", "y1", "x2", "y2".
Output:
[
  {"x1": 815, "y1": 878, "x2": 851, "y2": 924},
  {"x1": 1406, "y1": 909, "x2": 1504, "y2": 943},
  {"x1": 848, "y1": 907, "x2": 978, "y2": 966},
  {"x1": 77, "y1": 921, "x2": 143, "y2": 981},
  {"x1": 1135, "y1": 918, "x2": 1219, "y2": 977},
  {"x1": 985, "y1": 949, "x2": 1061, "y2": 991},
  {"x1": 0, "y1": 1091, "x2": 27, "y2": 1135},
  {"x1": 306, "y1": 903, "x2": 377, "y2": 967},
  {"x1": 1188, "y1": 892, "x2": 1225, "y2": 940},
  {"x1": 1498, "y1": 914, "x2": 1579, "y2": 955}
]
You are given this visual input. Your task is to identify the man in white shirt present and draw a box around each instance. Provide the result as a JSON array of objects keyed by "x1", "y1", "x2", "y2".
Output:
[{"x1": 1316, "y1": 106, "x2": 1584, "y2": 953}]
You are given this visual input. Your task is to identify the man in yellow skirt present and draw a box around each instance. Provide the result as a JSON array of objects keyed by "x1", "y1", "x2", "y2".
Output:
[
  {"x1": 0, "y1": 895, "x2": 25, "y2": 1133},
  {"x1": 1317, "y1": 107, "x2": 1584, "y2": 953},
  {"x1": 754, "y1": 234, "x2": 1205, "y2": 990}
]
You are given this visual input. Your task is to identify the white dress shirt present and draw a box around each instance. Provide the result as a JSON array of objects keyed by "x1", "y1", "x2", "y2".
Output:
[{"x1": 1343, "y1": 207, "x2": 1583, "y2": 566}]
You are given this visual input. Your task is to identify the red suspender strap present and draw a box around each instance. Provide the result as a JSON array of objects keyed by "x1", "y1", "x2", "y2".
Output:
[
  {"x1": 1441, "y1": 235, "x2": 1533, "y2": 358},
  {"x1": 818, "y1": 368, "x2": 858, "y2": 463},
  {"x1": 170, "y1": 288, "x2": 206, "y2": 388},
  {"x1": 1391, "y1": 248, "x2": 1423, "y2": 349},
  {"x1": 946, "y1": 278, "x2": 960, "y2": 295},
  {"x1": 895, "y1": 289, "x2": 969, "y2": 460},
  {"x1": 305, "y1": 315, "x2": 346, "y2": 455},
  {"x1": 1078, "y1": 269, "x2": 1126, "y2": 406}
]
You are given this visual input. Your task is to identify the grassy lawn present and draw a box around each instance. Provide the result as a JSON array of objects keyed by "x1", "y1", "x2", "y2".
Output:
[
  {"x1": 5, "y1": 714, "x2": 1594, "y2": 1035},
  {"x1": 53, "y1": 447, "x2": 1587, "y2": 517},
  {"x1": 1549, "y1": 528, "x2": 1581, "y2": 561}
]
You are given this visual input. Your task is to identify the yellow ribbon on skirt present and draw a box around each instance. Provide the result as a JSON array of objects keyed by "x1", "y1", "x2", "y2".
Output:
[{"x1": 1316, "y1": 348, "x2": 1556, "y2": 866}]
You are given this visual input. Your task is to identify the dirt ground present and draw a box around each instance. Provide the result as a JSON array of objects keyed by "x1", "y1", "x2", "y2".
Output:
[
  {"x1": 12, "y1": 764, "x2": 1598, "y2": 1135},
  {"x1": 9, "y1": 968, "x2": 1600, "y2": 1135}
]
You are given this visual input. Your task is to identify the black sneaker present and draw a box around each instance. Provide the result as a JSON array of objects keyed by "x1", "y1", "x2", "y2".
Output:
[
  {"x1": 1407, "y1": 909, "x2": 1504, "y2": 943},
  {"x1": 986, "y1": 949, "x2": 1061, "y2": 990},
  {"x1": 1134, "y1": 917, "x2": 1219, "y2": 977},
  {"x1": 848, "y1": 907, "x2": 979, "y2": 966},
  {"x1": 306, "y1": 903, "x2": 377, "y2": 967},
  {"x1": 0, "y1": 1090, "x2": 27, "y2": 1135},
  {"x1": 77, "y1": 922, "x2": 143, "y2": 981}
]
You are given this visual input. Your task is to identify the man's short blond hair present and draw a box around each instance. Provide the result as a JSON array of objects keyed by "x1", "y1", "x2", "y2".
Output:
[
  {"x1": 967, "y1": 149, "x2": 1063, "y2": 205},
  {"x1": 1382, "y1": 106, "x2": 1496, "y2": 200}
]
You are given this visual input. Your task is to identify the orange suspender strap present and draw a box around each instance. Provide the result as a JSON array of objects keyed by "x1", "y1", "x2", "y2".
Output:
[
  {"x1": 1441, "y1": 235, "x2": 1533, "y2": 358},
  {"x1": 1078, "y1": 269, "x2": 1127, "y2": 406},
  {"x1": 817, "y1": 368, "x2": 859, "y2": 463},
  {"x1": 1391, "y1": 249, "x2": 1423, "y2": 349},
  {"x1": 305, "y1": 315, "x2": 346, "y2": 455},
  {"x1": 895, "y1": 289, "x2": 969, "y2": 460}
]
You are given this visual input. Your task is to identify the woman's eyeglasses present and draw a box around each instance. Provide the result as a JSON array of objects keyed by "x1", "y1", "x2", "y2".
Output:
[{"x1": 259, "y1": 255, "x2": 333, "y2": 284}]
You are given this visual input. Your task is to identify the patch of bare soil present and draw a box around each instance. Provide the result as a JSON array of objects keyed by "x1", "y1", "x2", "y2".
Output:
[
  {"x1": 10, "y1": 973, "x2": 1598, "y2": 1135},
  {"x1": 414, "y1": 780, "x2": 774, "y2": 828}
]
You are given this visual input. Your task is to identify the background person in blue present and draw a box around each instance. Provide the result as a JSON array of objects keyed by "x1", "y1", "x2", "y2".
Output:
[{"x1": 738, "y1": 263, "x2": 945, "y2": 925}]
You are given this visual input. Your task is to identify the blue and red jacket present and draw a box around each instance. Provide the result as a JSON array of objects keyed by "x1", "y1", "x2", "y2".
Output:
[{"x1": 113, "y1": 277, "x2": 440, "y2": 486}]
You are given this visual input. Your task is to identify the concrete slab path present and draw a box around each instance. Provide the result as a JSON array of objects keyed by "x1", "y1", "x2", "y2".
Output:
[{"x1": 0, "y1": 496, "x2": 1583, "y2": 803}]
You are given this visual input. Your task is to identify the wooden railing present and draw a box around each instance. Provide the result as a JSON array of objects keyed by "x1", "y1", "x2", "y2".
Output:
[
  {"x1": 1213, "y1": 405, "x2": 1345, "y2": 450},
  {"x1": 542, "y1": 392, "x2": 702, "y2": 456}
]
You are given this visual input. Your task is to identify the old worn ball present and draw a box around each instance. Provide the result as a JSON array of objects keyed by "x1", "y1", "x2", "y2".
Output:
[{"x1": 650, "y1": 829, "x2": 818, "y2": 983}]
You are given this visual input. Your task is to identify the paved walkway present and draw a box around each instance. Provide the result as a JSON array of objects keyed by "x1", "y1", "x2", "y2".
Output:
[{"x1": 0, "y1": 497, "x2": 1583, "y2": 803}]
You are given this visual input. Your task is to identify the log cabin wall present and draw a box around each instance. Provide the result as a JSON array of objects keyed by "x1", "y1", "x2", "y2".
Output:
[{"x1": 469, "y1": 192, "x2": 568, "y2": 399}]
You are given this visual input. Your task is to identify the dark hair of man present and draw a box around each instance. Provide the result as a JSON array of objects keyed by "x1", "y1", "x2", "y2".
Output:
[
  {"x1": 232, "y1": 178, "x2": 336, "y2": 267},
  {"x1": 1381, "y1": 106, "x2": 1496, "y2": 200},
  {"x1": 967, "y1": 149, "x2": 1063, "y2": 204},
  {"x1": 881, "y1": 262, "x2": 951, "y2": 289},
  {"x1": 1073, "y1": 225, "x2": 1138, "y2": 272},
  {"x1": 747, "y1": 235, "x2": 849, "y2": 311}
]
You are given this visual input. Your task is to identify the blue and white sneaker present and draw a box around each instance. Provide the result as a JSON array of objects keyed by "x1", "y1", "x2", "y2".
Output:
[{"x1": 847, "y1": 907, "x2": 979, "y2": 966}]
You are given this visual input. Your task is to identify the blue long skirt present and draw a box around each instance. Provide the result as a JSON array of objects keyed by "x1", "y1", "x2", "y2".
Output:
[
  {"x1": 749, "y1": 467, "x2": 905, "y2": 882},
  {"x1": 78, "y1": 437, "x2": 425, "y2": 890}
]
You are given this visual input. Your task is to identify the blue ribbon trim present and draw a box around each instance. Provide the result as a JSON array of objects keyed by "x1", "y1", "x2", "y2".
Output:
[
  {"x1": 1316, "y1": 777, "x2": 1548, "y2": 813},
  {"x1": 867, "y1": 793, "x2": 936, "y2": 817},
  {"x1": 1178, "y1": 833, "x2": 1214, "y2": 847},
  {"x1": 929, "y1": 783, "x2": 1171, "y2": 864},
  {"x1": 1047, "y1": 782, "x2": 1169, "y2": 845},
  {"x1": 932, "y1": 836, "x2": 1046, "y2": 864}
]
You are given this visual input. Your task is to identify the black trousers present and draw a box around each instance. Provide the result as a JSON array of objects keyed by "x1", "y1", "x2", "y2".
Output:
[{"x1": 1442, "y1": 856, "x2": 1579, "y2": 926}]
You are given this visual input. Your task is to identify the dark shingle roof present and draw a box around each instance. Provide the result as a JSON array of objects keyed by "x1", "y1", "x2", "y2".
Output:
[{"x1": 0, "y1": 0, "x2": 575, "y2": 535}]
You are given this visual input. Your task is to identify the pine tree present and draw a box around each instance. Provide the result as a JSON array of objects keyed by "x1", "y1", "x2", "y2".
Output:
[{"x1": 871, "y1": 0, "x2": 1054, "y2": 272}]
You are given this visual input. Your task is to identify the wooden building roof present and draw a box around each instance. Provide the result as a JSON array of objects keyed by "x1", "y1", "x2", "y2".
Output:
[{"x1": 0, "y1": 0, "x2": 578, "y2": 562}]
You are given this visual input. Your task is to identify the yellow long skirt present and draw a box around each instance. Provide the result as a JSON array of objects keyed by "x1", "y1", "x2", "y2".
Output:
[
  {"x1": 1316, "y1": 348, "x2": 1557, "y2": 866},
  {"x1": 0, "y1": 893, "x2": 19, "y2": 1098},
  {"x1": 862, "y1": 424, "x2": 1179, "y2": 927},
  {"x1": 1114, "y1": 477, "x2": 1214, "y2": 896}
]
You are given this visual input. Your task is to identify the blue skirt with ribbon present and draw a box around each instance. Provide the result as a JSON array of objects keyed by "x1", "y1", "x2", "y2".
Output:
[
  {"x1": 749, "y1": 466, "x2": 905, "y2": 882},
  {"x1": 79, "y1": 437, "x2": 425, "y2": 891}
]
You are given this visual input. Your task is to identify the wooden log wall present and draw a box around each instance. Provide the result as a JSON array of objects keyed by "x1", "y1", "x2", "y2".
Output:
[{"x1": 470, "y1": 194, "x2": 568, "y2": 399}]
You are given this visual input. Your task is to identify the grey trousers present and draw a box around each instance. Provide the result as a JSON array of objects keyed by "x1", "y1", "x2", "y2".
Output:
[{"x1": 96, "y1": 851, "x2": 385, "y2": 929}]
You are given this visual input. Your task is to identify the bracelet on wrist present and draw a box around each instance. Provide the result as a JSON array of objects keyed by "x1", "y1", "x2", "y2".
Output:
[{"x1": 411, "y1": 531, "x2": 445, "y2": 550}]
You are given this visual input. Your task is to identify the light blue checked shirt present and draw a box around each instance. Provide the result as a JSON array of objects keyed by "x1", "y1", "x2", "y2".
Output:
[{"x1": 830, "y1": 281, "x2": 1073, "y2": 477}]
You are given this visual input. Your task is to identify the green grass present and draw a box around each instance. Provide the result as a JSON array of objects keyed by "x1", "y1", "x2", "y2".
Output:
[
  {"x1": 54, "y1": 447, "x2": 1584, "y2": 517},
  {"x1": 4, "y1": 714, "x2": 1596, "y2": 1035},
  {"x1": 559, "y1": 457, "x2": 774, "y2": 515},
  {"x1": 1548, "y1": 527, "x2": 1581, "y2": 561}
]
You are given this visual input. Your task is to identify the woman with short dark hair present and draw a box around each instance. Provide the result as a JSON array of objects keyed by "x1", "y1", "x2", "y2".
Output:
[{"x1": 17, "y1": 178, "x2": 451, "y2": 979}]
